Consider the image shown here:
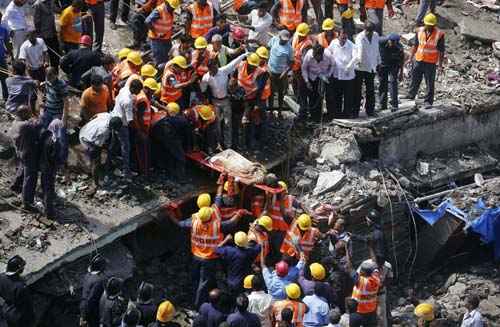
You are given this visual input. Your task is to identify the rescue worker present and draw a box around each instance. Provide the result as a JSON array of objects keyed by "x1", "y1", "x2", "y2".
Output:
[
  {"x1": 316, "y1": 19, "x2": 337, "y2": 48},
  {"x1": 150, "y1": 300, "x2": 180, "y2": 327},
  {"x1": 281, "y1": 214, "x2": 320, "y2": 260},
  {"x1": 185, "y1": 103, "x2": 220, "y2": 155},
  {"x1": 350, "y1": 209, "x2": 386, "y2": 257},
  {"x1": 111, "y1": 50, "x2": 143, "y2": 97},
  {"x1": 248, "y1": 215, "x2": 273, "y2": 262},
  {"x1": 80, "y1": 254, "x2": 107, "y2": 327},
  {"x1": 0, "y1": 255, "x2": 34, "y2": 327},
  {"x1": 236, "y1": 52, "x2": 271, "y2": 150},
  {"x1": 360, "y1": 0, "x2": 395, "y2": 35},
  {"x1": 145, "y1": 0, "x2": 179, "y2": 65},
  {"x1": 60, "y1": 35, "x2": 102, "y2": 88},
  {"x1": 256, "y1": 47, "x2": 269, "y2": 69},
  {"x1": 214, "y1": 172, "x2": 240, "y2": 220},
  {"x1": 271, "y1": 283, "x2": 308, "y2": 327},
  {"x1": 243, "y1": 275, "x2": 254, "y2": 293},
  {"x1": 150, "y1": 102, "x2": 190, "y2": 180},
  {"x1": 161, "y1": 55, "x2": 196, "y2": 108},
  {"x1": 290, "y1": 23, "x2": 313, "y2": 121},
  {"x1": 134, "y1": 282, "x2": 157, "y2": 326},
  {"x1": 404, "y1": 13, "x2": 445, "y2": 109},
  {"x1": 192, "y1": 36, "x2": 210, "y2": 78},
  {"x1": 414, "y1": 303, "x2": 435, "y2": 327},
  {"x1": 216, "y1": 231, "x2": 261, "y2": 295},
  {"x1": 131, "y1": 78, "x2": 158, "y2": 176},
  {"x1": 165, "y1": 204, "x2": 247, "y2": 308},
  {"x1": 130, "y1": 0, "x2": 161, "y2": 50},
  {"x1": 186, "y1": 0, "x2": 215, "y2": 39},
  {"x1": 271, "y1": 0, "x2": 308, "y2": 34},
  {"x1": 99, "y1": 277, "x2": 128, "y2": 327}
]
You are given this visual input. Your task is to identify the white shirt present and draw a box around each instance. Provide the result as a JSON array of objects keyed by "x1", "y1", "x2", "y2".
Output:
[
  {"x1": 248, "y1": 9, "x2": 272, "y2": 44},
  {"x1": 357, "y1": 259, "x2": 393, "y2": 292},
  {"x1": 328, "y1": 39, "x2": 356, "y2": 80},
  {"x1": 248, "y1": 290, "x2": 274, "y2": 327},
  {"x1": 339, "y1": 313, "x2": 349, "y2": 327},
  {"x1": 354, "y1": 31, "x2": 381, "y2": 73},
  {"x1": 200, "y1": 53, "x2": 246, "y2": 99},
  {"x1": 461, "y1": 309, "x2": 484, "y2": 327},
  {"x1": 79, "y1": 112, "x2": 112, "y2": 147},
  {"x1": 2, "y1": 1, "x2": 28, "y2": 31},
  {"x1": 301, "y1": 48, "x2": 335, "y2": 82},
  {"x1": 19, "y1": 38, "x2": 47, "y2": 69},
  {"x1": 111, "y1": 87, "x2": 135, "y2": 126}
]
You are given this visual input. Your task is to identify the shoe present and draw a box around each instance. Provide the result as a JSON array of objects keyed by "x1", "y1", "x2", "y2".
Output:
[
  {"x1": 23, "y1": 203, "x2": 39, "y2": 213},
  {"x1": 390, "y1": 105, "x2": 399, "y2": 112}
]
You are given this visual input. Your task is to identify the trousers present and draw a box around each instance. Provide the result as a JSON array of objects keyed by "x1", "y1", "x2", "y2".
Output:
[
  {"x1": 367, "y1": 8, "x2": 384, "y2": 36},
  {"x1": 408, "y1": 61, "x2": 437, "y2": 104},
  {"x1": 192, "y1": 258, "x2": 217, "y2": 309},
  {"x1": 12, "y1": 158, "x2": 38, "y2": 205},
  {"x1": 117, "y1": 125, "x2": 131, "y2": 175},
  {"x1": 299, "y1": 78, "x2": 323, "y2": 122},
  {"x1": 150, "y1": 39, "x2": 172, "y2": 66},
  {"x1": 41, "y1": 166, "x2": 56, "y2": 216},
  {"x1": 88, "y1": 2, "x2": 105, "y2": 51},
  {"x1": 12, "y1": 29, "x2": 28, "y2": 58},
  {"x1": 110, "y1": 0, "x2": 130, "y2": 23},
  {"x1": 378, "y1": 66, "x2": 399, "y2": 109},
  {"x1": 416, "y1": 0, "x2": 437, "y2": 25},
  {"x1": 0, "y1": 59, "x2": 8, "y2": 99},
  {"x1": 353, "y1": 70, "x2": 376, "y2": 117},
  {"x1": 43, "y1": 36, "x2": 61, "y2": 67},
  {"x1": 212, "y1": 97, "x2": 232, "y2": 148},
  {"x1": 132, "y1": 129, "x2": 150, "y2": 175},
  {"x1": 269, "y1": 72, "x2": 288, "y2": 112}
]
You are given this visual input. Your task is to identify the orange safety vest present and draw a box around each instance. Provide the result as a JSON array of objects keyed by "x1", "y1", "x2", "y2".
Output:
[
  {"x1": 191, "y1": 208, "x2": 223, "y2": 260},
  {"x1": 352, "y1": 273, "x2": 380, "y2": 314},
  {"x1": 272, "y1": 300, "x2": 307, "y2": 327},
  {"x1": 233, "y1": 0, "x2": 246, "y2": 11},
  {"x1": 365, "y1": 0, "x2": 385, "y2": 8},
  {"x1": 415, "y1": 27, "x2": 443, "y2": 64},
  {"x1": 161, "y1": 65, "x2": 191, "y2": 103},
  {"x1": 189, "y1": 2, "x2": 214, "y2": 38},
  {"x1": 192, "y1": 49, "x2": 209, "y2": 77},
  {"x1": 85, "y1": 0, "x2": 102, "y2": 6},
  {"x1": 254, "y1": 229, "x2": 270, "y2": 260},
  {"x1": 112, "y1": 61, "x2": 139, "y2": 96},
  {"x1": 336, "y1": 0, "x2": 348, "y2": 5},
  {"x1": 291, "y1": 34, "x2": 312, "y2": 71},
  {"x1": 280, "y1": 222, "x2": 319, "y2": 259},
  {"x1": 134, "y1": 91, "x2": 152, "y2": 132},
  {"x1": 278, "y1": 0, "x2": 304, "y2": 32},
  {"x1": 316, "y1": 32, "x2": 336, "y2": 48},
  {"x1": 237, "y1": 61, "x2": 271, "y2": 100},
  {"x1": 269, "y1": 195, "x2": 295, "y2": 232},
  {"x1": 148, "y1": 4, "x2": 174, "y2": 40}
]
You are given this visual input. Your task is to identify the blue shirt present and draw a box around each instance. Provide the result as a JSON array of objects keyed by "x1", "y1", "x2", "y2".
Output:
[
  {"x1": 227, "y1": 310, "x2": 262, "y2": 327},
  {"x1": 0, "y1": 25, "x2": 9, "y2": 60},
  {"x1": 267, "y1": 36, "x2": 293, "y2": 74},
  {"x1": 303, "y1": 294, "x2": 329, "y2": 327},
  {"x1": 216, "y1": 243, "x2": 261, "y2": 289},
  {"x1": 262, "y1": 260, "x2": 305, "y2": 300}
]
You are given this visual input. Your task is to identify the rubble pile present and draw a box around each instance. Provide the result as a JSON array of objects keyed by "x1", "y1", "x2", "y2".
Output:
[{"x1": 448, "y1": 177, "x2": 500, "y2": 209}]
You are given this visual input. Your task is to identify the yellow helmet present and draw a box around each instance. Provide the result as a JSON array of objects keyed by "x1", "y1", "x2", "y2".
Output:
[
  {"x1": 309, "y1": 263, "x2": 326, "y2": 281},
  {"x1": 194, "y1": 36, "x2": 208, "y2": 49},
  {"x1": 423, "y1": 13, "x2": 437, "y2": 26},
  {"x1": 197, "y1": 207, "x2": 213, "y2": 222},
  {"x1": 170, "y1": 56, "x2": 188, "y2": 69},
  {"x1": 296, "y1": 23, "x2": 310, "y2": 37},
  {"x1": 156, "y1": 301, "x2": 175, "y2": 323},
  {"x1": 322, "y1": 18, "x2": 335, "y2": 31},
  {"x1": 127, "y1": 51, "x2": 143, "y2": 66},
  {"x1": 341, "y1": 8, "x2": 354, "y2": 19},
  {"x1": 166, "y1": 0, "x2": 180, "y2": 9},
  {"x1": 256, "y1": 46, "x2": 269, "y2": 59},
  {"x1": 285, "y1": 283, "x2": 301, "y2": 299},
  {"x1": 198, "y1": 105, "x2": 215, "y2": 121},
  {"x1": 258, "y1": 215, "x2": 273, "y2": 231},
  {"x1": 247, "y1": 53, "x2": 260, "y2": 67},
  {"x1": 243, "y1": 275, "x2": 254, "y2": 289},
  {"x1": 118, "y1": 48, "x2": 131, "y2": 60},
  {"x1": 297, "y1": 214, "x2": 312, "y2": 231},
  {"x1": 234, "y1": 231, "x2": 248, "y2": 247},
  {"x1": 141, "y1": 64, "x2": 158, "y2": 78},
  {"x1": 278, "y1": 181, "x2": 287, "y2": 192},
  {"x1": 167, "y1": 102, "x2": 180, "y2": 115},
  {"x1": 415, "y1": 303, "x2": 435, "y2": 321},
  {"x1": 197, "y1": 193, "x2": 211, "y2": 208},
  {"x1": 143, "y1": 78, "x2": 160, "y2": 92}
]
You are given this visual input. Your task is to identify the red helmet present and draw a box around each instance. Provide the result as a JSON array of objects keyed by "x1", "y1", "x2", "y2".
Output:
[
  {"x1": 275, "y1": 261, "x2": 289, "y2": 277},
  {"x1": 79, "y1": 35, "x2": 92, "y2": 46},
  {"x1": 232, "y1": 27, "x2": 246, "y2": 41}
]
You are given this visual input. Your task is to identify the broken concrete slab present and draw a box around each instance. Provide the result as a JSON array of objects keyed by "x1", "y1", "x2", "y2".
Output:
[
  {"x1": 460, "y1": 17, "x2": 500, "y2": 43},
  {"x1": 313, "y1": 171, "x2": 346, "y2": 195},
  {"x1": 320, "y1": 134, "x2": 362, "y2": 164}
]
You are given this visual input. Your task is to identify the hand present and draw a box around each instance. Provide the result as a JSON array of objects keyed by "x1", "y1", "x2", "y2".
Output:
[
  {"x1": 388, "y1": 7, "x2": 395, "y2": 17},
  {"x1": 242, "y1": 115, "x2": 250, "y2": 124},
  {"x1": 79, "y1": 318, "x2": 88, "y2": 327}
]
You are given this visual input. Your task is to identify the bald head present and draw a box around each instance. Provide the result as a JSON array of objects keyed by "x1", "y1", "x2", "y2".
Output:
[{"x1": 209, "y1": 288, "x2": 221, "y2": 304}]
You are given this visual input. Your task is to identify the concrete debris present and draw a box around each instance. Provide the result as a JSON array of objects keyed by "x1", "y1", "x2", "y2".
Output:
[
  {"x1": 313, "y1": 171, "x2": 346, "y2": 195},
  {"x1": 320, "y1": 134, "x2": 362, "y2": 164},
  {"x1": 459, "y1": 17, "x2": 500, "y2": 43}
]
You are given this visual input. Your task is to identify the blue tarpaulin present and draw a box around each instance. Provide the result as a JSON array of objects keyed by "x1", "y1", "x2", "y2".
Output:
[
  {"x1": 469, "y1": 199, "x2": 500, "y2": 260},
  {"x1": 413, "y1": 199, "x2": 467, "y2": 225}
]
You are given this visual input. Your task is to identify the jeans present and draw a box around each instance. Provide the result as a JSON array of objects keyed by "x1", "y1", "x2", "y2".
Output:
[
  {"x1": 338, "y1": 5, "x2": 356, "y2": 40},
  {"x1": 367, "y1": 8, "x2": 384, "y2": 36},
  {"x1": 88, "y1": 2, "x2": 105, "y2": 51},
  {"x1": 110, "y1": 0, "x2": 130, "y2": 23},
  {"x1": 243, "y1": 102, "x2": 268, "y2": 150},
  {"x1": 212, "y1": 97, "x2": 232, "y2": 148},
  {"x1": 117, "y1": 125, "x2": 131, "y2": 175},
  {"x1": 269, "y1": 72, "x2": 289, "y2": 112},
  {"x1": 150, "y1": 39, "x2": 172, "y2": 66},
  {"x1": 0, "y1": 58, "x2": 8, "y2": 99},
  {"x1": 416, "y1": 0, "x2": 437, "y2": 25},
  {"x1": 325, "y1": 0, "x2": 334, "y2": 18},
  {"x1": 192, "y1": 257, "x2": 217, "y2": 309},
  {"x1": 131, "y1": 11, "x2": 148, "y2": 47},
  {"x1": 231, "y1": 100, "x2": 244, "y2": 150},
  {"x1": 378, "y1": 66, "x2": 400, "y2": 109},
  {"x1": 353, "y1": 70, "x2": 376, "y2": 117},
  {"x1": 299, "y1": 78, "x2": 323, "y2": 122},
  {"x1": 408, "y1": 61, "x2": 437, "y2": 105}
]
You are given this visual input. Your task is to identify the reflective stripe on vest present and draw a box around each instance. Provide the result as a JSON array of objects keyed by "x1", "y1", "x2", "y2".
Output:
[
  {"x1": 189, "y1": 2, "x2": 214, "y2": 38},
  {"x1": 352, "y1": 274, "x2": 380, "y2": 313},
  {"x1": 193, "y1": 49, "x2": 209, "y2": 76},
  {"x1": 148, "y1": 4, "x2": 173, "y2": 40},
  {"x1": 365, "y1": 0, "x2": 385, "y2": 8},
  {"x1": 237, "y1": 62, "x2": 271, "y2": 100},
  {"x1": 280, "y1": 223, "x2": 319, "y2": 258},
  {"x1": 134, "y1": 91, "x2": 152, "y2": 130},
  {"x1": 415, "y1": 27, "x2": 443, "y2": 64},
  {"x1": 161, "y1": 66, "x2": 190, "y2": 103},
  {"x1": 278, "y1": 0, "x2": 304, "y2": 31},
  {"x1": 291, "y1": 34, "x2": 312, "y2": 71},
  {"x1": 269, "y1": 195, "x2": 294, "y2": 231},
  {"x1": 191, "y1": 211, "x2": 223, "y2": 260}
]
